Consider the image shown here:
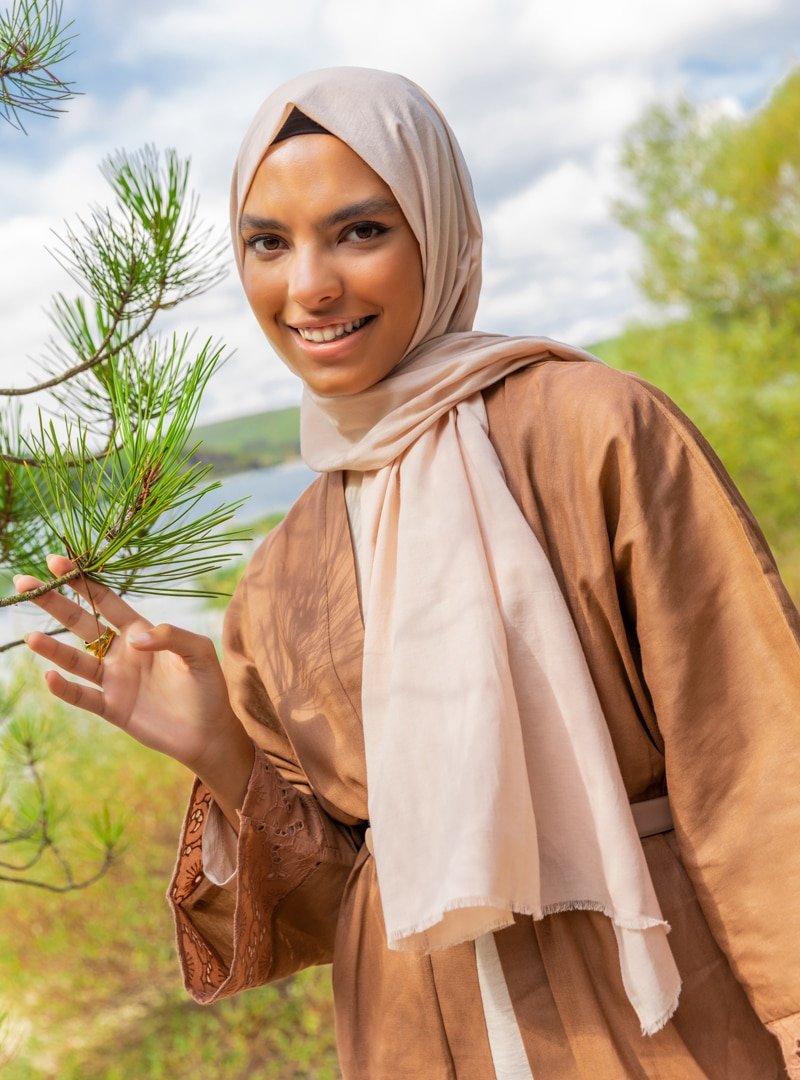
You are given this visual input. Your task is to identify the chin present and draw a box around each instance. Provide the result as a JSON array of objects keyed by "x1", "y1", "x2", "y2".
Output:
[
  {"x1": 306, "y1": 375, "x2": 371, "y2": 398},
  {"x1": 298, "y1": 359, "x2": 393, "y2": 398}
]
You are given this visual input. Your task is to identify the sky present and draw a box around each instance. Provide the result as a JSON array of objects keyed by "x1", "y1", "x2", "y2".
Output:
[{"x1": 1, "y1": 0, "x2": 798, "y2": 424}]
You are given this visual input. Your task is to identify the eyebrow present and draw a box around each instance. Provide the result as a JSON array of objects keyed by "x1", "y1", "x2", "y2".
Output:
[{"x1": 239, "y1": 196, "x2": 400, "y2": 234}]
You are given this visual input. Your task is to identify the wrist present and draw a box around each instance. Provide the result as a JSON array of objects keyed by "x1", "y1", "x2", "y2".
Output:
[{"x1": 192, "y1": 717, "x2": 256, "y2": 832}]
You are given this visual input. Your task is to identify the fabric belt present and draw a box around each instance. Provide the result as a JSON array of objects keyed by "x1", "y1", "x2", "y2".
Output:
[
  {"x1": 630, "y1": 795, "x2": 673, "y2": 838},
  {"x1": 362, "y1": 795, "x2": 672, "y2": 856}
]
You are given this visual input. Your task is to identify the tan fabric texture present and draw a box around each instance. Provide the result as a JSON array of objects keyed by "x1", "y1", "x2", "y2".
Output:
[
  {"x1": 230, "y1": 65, "x2": 680, "y2": 1034},
  {"x1": 169, "y1": 358, "x2": 800, "y2": 1078}
]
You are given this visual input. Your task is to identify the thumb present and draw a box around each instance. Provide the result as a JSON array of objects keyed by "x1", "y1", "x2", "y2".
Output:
[{"x1": 129, "y1": 624, "x2": 218, "y2": 670}]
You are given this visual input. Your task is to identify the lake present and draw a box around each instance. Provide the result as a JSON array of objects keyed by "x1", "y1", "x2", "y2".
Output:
[{"x1": 210, "y1": 459, "x2": 317, "y2": 523}]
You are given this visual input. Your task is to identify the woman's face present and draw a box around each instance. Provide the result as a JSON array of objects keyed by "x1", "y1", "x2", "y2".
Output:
[{"x1": 239, "y1": 134, "x2": 424, "y2": 397}]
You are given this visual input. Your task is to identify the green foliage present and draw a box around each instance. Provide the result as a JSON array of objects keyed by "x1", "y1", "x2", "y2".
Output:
[
  {"x1": 52, "y1": 971, "x2": 339, "y2": 1080},
  {"x1": 0, "y1": 658, "x2": 125, "y2": 891},
  {"x1": 593, "y1": 310, "x2": 800, "y2": 598},
  {"x1": 0, "y1": 664, "x2": 339, "y2": 1078},
  {"x1": 612, "y1": 64, "x2": 800, "y2": 600},
  {"x1": 49, "y1": 146, "x2": 225, "y2": 346},
  {"x1": 191, "y1": 407, "x2": 301, "y2": 477},
  {"x1": 616, "y1": 69, "x2": 800, "y2": 321},
  {"x1": 1, "y1": 144, "x2": 242, "y2": 614},
  {"x1": 16, "y1": 339, "x2": 248, "y2": 598},
  {"x1": 0, "y1": 0, "x2": 76, "y2": 132}
]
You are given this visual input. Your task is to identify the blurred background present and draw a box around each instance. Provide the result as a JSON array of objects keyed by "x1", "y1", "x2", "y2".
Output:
[{"x1": 1, "y1": 0, "x2": 799, "y2": 1076}]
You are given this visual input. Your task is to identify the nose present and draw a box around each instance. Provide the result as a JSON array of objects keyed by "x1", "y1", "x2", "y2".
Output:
[{"x1": 288, "y1": 244, "x2": 344, "y2": 309}]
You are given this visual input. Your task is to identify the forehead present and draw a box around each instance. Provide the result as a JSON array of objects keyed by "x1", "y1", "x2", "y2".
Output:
[{"x1": 242, "y1": 134, "x2": 398, "y2": 215}]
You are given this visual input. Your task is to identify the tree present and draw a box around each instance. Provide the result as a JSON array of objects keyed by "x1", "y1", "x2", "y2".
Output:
[
  {"x1": 616, "y1": 68, "x2": 800, "y2": 323},
  {"x1": 608, "y1": 66, "x2": 800, "y2": 600},
  {"x1": 0, "y1": 1, "x2": 244, "y2": 891}
]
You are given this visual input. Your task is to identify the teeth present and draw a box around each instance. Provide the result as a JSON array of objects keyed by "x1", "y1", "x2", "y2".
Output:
[{"x1": 297, "y1": 317, "x2": 368, "y2": 343}]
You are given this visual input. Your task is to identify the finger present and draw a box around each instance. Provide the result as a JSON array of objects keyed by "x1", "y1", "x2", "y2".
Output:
[
  {"x1": 43, "y1": 669, "x2": 107, "y2": 718},
  {"x1": 15, "y1": 575, "x2": 112, "y2": 643},
  {"x1": 26, "y1": 630, "x2": 104, "y2": 686},
  {"x1": 131, "y1": 623, "x2": 218, "y2": 669},
  {"x1": 45, "y1": 554, "x2": 144, "y2": 632}
]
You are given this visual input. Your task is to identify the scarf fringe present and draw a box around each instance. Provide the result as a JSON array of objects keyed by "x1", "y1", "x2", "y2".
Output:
[
  {"x1": 387, "y1": 895, "x2": 671, "y2": 953},
  {"x1": 640, "y1": 980, "x2": 683, "y2": 1037}
]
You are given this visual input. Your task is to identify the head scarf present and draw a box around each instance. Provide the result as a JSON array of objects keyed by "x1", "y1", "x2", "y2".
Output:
[
  {"x1": 271, "y1": 105, "x2": 330, "y2": 143},
  {"x1": 231, "y1": 66, "x2": 681, "y2": 1036}
]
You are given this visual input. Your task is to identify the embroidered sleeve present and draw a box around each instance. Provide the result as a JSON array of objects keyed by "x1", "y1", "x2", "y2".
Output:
[{"x1": 168, "y1": 745, "x2": 358, "y2": 1003}]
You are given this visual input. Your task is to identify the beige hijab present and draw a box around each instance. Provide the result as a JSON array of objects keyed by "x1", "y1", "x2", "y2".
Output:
[{"x1": 232, "y1": 66, "x2": 681, "y2": 1036}]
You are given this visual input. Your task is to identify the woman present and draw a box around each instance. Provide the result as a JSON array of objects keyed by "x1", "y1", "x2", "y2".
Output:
[{"x1": 16, "y1": 68, "x2": 800, "y2": 1078}]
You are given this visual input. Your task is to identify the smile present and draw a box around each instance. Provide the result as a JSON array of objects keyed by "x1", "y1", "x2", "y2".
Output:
[{"x1": 294, "y1": 316, "x2": 373, "y2": 343}]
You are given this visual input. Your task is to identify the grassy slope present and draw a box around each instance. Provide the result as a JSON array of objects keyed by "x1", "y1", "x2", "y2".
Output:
[
  {"x1": 0, "y1": 660, "x2": 338, "y2": 1080},
  {"x1": 190, "y1": 407, "x2": 301, "y2": 477}
]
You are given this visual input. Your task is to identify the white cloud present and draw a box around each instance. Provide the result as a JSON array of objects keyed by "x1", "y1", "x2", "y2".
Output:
[
  {"x1": 485, "y1": 158, "x2": 610, "y2": 261},
  {"x1": 518, "y1": 0, "x2": 782, "y2": 67},
  {"x1": 110, "y1": 0, "x2": 323, "y2": 63},
  {"x1": 476, "y1": 139, "x2": 644, "y2": 345},
  {"x1": 0, "y1": 215, "x2": 73, "y2": 405}
]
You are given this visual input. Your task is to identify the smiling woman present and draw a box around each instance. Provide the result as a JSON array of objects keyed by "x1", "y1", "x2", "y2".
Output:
[
  {"x1": 17, "y1": 67, "x2": 800, "y2": 1080},
  {"x1": 239, "y1": 132, "x2": 423, "y2": 396}
]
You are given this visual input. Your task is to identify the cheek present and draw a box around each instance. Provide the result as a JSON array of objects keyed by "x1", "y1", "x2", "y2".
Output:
[
  {"x1": 242, "y1": 267, "x2": 282, "y2": 328},
  {"x1": 365, "y1": 251, "x2": 423, "y2": 327},
  {"x1": 390, "y1": 238, "x2": 424, "y2": 316},
  {"x1": 393, "y1": 266, "x2": 424, "y2": 336}
]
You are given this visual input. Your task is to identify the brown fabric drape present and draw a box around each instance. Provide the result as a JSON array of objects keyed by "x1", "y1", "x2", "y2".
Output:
[{"x1": 170, "y1": 358, "x2": 799, "y2": 1078}]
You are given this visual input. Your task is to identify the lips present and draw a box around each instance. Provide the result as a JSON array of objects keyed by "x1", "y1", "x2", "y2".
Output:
[{"x1": 293, "y1": 316, "x2": 373, "y2": 343}]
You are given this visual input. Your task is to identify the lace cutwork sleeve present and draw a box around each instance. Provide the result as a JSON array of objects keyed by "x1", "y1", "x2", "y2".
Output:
[{"x1": 169, "y1": 745, "x2": 358, "y2": 1003}]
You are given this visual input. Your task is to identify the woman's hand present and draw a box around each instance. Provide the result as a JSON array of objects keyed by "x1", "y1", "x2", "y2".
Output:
[{"x1": 15, "y1": 554, "x2": 254, "y2": 827}]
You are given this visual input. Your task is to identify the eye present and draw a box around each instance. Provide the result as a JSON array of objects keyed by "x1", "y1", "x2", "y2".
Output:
[
  {"x1": 342, "y1": 221, "x2": 388, "y2": 243},
  {"x1": 246, "y1": 234, "x2": 285, "y2": 255}
]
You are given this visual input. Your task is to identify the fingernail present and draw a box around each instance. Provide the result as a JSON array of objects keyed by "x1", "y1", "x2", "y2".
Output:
[
  {"x1": 129, "y1": 631, "x2": 151, "y2": 646},
  {"x1": 13, "y1": 575, "x2": 21, "y2": 585}
]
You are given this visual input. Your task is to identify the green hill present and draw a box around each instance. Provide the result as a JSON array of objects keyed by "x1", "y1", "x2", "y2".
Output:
[{"x1": 190, "y1": 405, "x2": 300, "y2": 476}]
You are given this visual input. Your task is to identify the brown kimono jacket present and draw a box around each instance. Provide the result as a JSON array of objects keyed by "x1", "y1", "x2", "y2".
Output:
[{"x1": 169, "y1": 358, "x2": 800, "y2": 1079}]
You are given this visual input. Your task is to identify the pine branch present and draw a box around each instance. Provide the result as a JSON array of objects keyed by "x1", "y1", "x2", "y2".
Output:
[
  {"x1": 1, "y1": 146, "x2": 235, "y2": 627},
  {"x1": 0, "y1": 0, "x2": 78, "y2": 132},
  {"x1": 2, "y1": 338, "x2": 249, "y2": 609},
  {"x1": 0, "y1": 295, "x2": 156, "y2": 397},
  {"x1": 0, "y1": 854, "x2": 114, "y2": 891},
  {"x1": 0, "y1": 746, "x2": 48, "y2": 868},
  {"x1": 0, "y1": 565, "x2": 83, "y2": 606},
  {"x1": 0, "y1": 698, "x2": 124, "y2": 891},
  {"x1": 0, "y1": 148, "x2": 225, "y2": 398}
]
